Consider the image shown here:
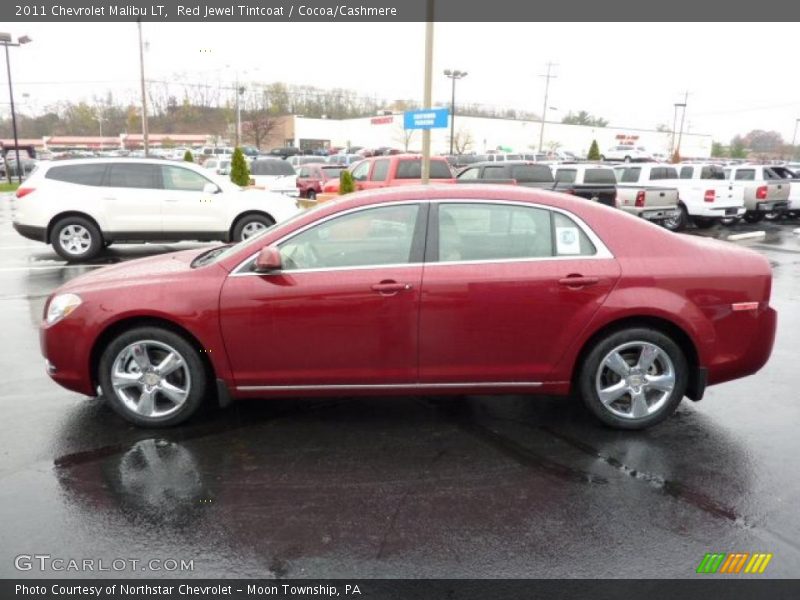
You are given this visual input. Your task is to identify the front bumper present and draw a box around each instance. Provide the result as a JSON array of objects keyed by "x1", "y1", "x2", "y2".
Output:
[
  {"x1": 40, "y1": 312, "x2": 96, "y2": 397},
  {"x1": 12, "y1": 222, "x2": 47, "y2": 243}
]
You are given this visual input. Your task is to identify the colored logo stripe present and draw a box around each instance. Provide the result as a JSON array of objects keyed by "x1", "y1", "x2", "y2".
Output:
[
  {"x1": 697, "y1": 553, "x2": 726, "y2": 574},
  {"x1": 744, "y1": 553, "x2": 773, "y2": 574},
  {"x1": 697, "y1": 553, "x2": 772, "y2": 574}
]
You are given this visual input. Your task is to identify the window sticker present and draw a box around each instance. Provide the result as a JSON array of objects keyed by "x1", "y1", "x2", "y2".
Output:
[{"x1": 556, "y1": 226, "x2": 581, "y2": 255}]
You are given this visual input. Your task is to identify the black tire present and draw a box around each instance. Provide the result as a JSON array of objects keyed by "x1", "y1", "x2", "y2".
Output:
[
  {"x1": 763, "y1": 210, "x2": 781, "y2": 221},
  {"x1": 578, "y1": 327, "x2": 688, "y2": 430},
  {"x1": 307, "y1": 189, "x2": 317, "y2": 201},
  {"x1": 98, "y1": 326, "x2": 208, "y2": 428},
  {"x1": 719, "y1": 216, "x2": 740, "y2": 226},
  {"x1": 743, "y1": 211, "x2": 764, "y2": 224},
  {"x1": 662, "y1": 204, "x2": 687, "y2": 232},
  {"x1": 50, "y1": 216, "x2": 103, "y2": 262},
  {"x1": 692, "y1": 217, "x2": 716, "y2": 229},
  {"x1": 232, "y1": 213, "x2": 275, "y2": 242}
]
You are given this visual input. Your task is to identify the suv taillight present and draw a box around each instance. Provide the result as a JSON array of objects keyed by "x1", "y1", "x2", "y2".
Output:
[
  {"x1": 756, "y1": 185, "x2": 768, "y2": 200},
  {"x1": 635, "y1": 190, "x2": 646, "y2": 207},
  {"x1": 15, "y1": 187, "x2": 34, "y2": 198},
  {"x1": 704, "y1": 189, "x2": 715, "y2": 203}
]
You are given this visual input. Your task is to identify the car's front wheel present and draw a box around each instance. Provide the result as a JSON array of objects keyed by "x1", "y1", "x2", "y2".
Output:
[
  {"x1": 578, "y1": 328, "x2": 688, "y2": 429},
  {"x1": 98, "y1": 326, "x2": 208, "y2": 427},
  {"x1": 51, "y1": 216, "x2": 103, "y2": 262}
]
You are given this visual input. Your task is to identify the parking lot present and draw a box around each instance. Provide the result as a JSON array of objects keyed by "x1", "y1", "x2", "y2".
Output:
[{"x1": 1, "y1": 191, "x2": 800, "y2": 578}]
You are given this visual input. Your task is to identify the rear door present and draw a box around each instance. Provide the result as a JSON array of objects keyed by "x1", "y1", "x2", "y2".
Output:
[
  {"x1": 419, "y1": 201, "x2": 620, "y2": 383},
  {"x1": 101, "y1": 163, "x2": 164, "y2": 234}
]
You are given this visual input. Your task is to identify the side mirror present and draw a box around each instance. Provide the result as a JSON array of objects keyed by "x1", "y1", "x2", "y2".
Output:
[
  {"x1": 254, "y1": 246, "x2": 282, "y2": 273},
  {"x1": 203, "y1": 182, "x2": 220, "y2": 194}
]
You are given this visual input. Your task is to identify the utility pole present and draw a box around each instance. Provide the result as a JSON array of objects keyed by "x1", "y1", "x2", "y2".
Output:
[
  {"x1": 538, "y1": 62, "x2": 557, "y2": 153},
  {"x1": 792, "y1": 118, "x2": 799, "y2": 157},
  {"x1": 137, "y1": 19, "x2": 149, "y2": 156},
  {"x1": 670, "y1": 104, "x2": 679, "y2": 155},
  {"x1": 444, "y1": 69, "x2": 467, "y2": 155},
  {"x1": 675, "y1": 91, "x2": 689, "y2": 158},
  {"x1": 421, "y1": 0, "x2": 434, "y2": 184}
]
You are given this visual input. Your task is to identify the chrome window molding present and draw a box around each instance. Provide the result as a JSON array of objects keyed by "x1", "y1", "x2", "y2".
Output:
[
  {"x1": 237, "y1": 381, "x2": 543, "y2": 392},
  {"x1": 229, "y1": 198, "x2": 614, "y2": 277}
]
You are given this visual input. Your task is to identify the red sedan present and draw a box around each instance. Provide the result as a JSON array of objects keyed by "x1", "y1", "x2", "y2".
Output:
[{"x1": 40, "y1": 185, "x2": 776, "y2": 429}]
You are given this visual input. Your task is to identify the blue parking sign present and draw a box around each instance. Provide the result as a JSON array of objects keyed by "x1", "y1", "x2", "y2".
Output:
[{"x1": 404, "y1": 108, "x2": 450, "y2": 130}]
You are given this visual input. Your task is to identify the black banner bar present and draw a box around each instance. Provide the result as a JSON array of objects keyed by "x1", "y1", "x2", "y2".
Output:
[
  {"x1": 4, "y1": 580, "x2": 800, "y2": 600},
  {"x1": 4, "y1": 0, "x2": 800, "y2": 22}
]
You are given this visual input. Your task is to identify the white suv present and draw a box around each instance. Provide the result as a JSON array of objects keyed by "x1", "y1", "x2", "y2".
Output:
[
  {"x1": 601, "y1": 145, "x2": 652, "y2": 162},
  {"x1": 11, "y1": 158, "x2": 302, "y2": 262}
]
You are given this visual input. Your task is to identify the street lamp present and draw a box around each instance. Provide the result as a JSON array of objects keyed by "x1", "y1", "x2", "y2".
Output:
[
  {"x1": 792, "y1": 118, "x2": 800, "y2": 154},
  {"x1": 443, "y1": 69, "x2": 467, "y2": 155},
  {"x1": 1, "y1": 32, "x2": 32, "y2": 184}
]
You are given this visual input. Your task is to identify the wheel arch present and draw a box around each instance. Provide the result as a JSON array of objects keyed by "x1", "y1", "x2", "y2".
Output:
[
  {"x1": 47, "y1": 211, "x2": 104, "y2": 243},
  {"x1": 569, "y1": 315, "x2": 704, "y2": 401},
  {"x1": 229, "y1": 210, "x2": 276, "y2": 241},
  {"x1": 89, "y1": 316, "x2": 217, "y2": 396}
]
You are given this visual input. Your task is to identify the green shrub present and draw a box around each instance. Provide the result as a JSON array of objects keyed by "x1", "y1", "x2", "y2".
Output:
[
  {"x1": 183, "y1": 150, "x2": 194, "y2": 162},
  {"x1": 339, "y1": 170, "x2": 355, "y2": 195},
  {"x1": 229, "y1": 147, "x2": 250, "y2": 186},
  {"x1": 587, "y1": 139, "x2": 600, "y2": 160}
]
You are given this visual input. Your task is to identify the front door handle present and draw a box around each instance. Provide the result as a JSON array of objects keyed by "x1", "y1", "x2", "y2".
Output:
[
  {"x1": 371, "y1": 281, "x2": 413, "y2": 295},
  {"x1": 558, "y1": 275, "x2": 599, "y2": 288}
]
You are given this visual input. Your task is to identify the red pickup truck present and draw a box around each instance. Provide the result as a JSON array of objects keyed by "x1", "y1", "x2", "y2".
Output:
[{"x1": 321, "y1": 154, "x2": 455, "y2": 193}]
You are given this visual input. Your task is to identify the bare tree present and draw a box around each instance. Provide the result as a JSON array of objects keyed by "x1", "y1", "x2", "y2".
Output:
[
  {"x1": 453, "y1": 128, "x2": 474, "y2": 154},
  {"x1": 395, "y1": 128, "x2": 416, "y2": 152}
]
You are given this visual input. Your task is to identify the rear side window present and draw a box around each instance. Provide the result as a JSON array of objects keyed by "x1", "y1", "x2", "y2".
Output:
[
  {"x1": 679, "y1": 166, "x2": 693, "y2": 179},
  {"x1": 510, "y1": 165, "x2": 553, "y2": 183},
  {"x1": 106, "y1": 163, "x2": 160, "y2": 189},
  {"x1": 663, "y1": 167, "x2": 678, "y2": 179},
  {"x1": 483, "y1": 166, "x2": 507, "y2": 179},
  {"x1": 251, "y1": 160, "x2": 295, "y2": 176},
  {"x1": 371, "y1": 159, "x2": 390, "y2": 181},
  {"x1": 735, "y1": 169, "x2": 755, "y2": 181},
  {"x1": 649, "y1": 167, "x2": 667, "y2": 180},
  {"x1": 584, "y1": 169, "x2": 616, "y2": 184},
  {"x1": 619, "y1": 167, "x2": 641, "y2": 183},
  {"x1": 700, "y1": 166, "x2": 725, "y2": 180},
  {"x1": 395, "y1": 159, "x2": 451, "y2": 179},
  {"x1": 554, "y1": 169, "x2": 577, "y2": 184},
  {"x1": 45, "y1": 164, "x2": 107, "y2": 186}
]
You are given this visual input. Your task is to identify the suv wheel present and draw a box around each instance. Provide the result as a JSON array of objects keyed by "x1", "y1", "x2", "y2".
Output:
[
  {"x1": 579, "y1": 328, "x2": 688, "y2": 430},
  {"x1": 233, "y1": 214, "x2": 275, "y2": 241},
  {"x1": 51, "y1": 216, "x2": 103, "y2": 262},
  {"x1": 98, "y1": 326, "x2": 208, "y2": 427}
]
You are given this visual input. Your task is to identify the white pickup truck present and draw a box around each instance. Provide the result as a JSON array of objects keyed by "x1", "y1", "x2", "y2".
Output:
[
  {"x1": 759, "y1": 165, "x2": 800, "y2": 220},
  {"x1": 614, "y1": 163, "x2": 745, "y2": 230},
  {"x1": 722, "y1": 165, "x2": 790, "y2": 223}
]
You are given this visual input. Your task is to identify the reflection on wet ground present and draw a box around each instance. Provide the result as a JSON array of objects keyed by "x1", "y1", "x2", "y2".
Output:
[{"x1": 1, "y1": 194, "x2": 800, "y2": 577}]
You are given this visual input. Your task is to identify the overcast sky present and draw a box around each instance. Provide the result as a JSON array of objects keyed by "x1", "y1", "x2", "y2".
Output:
[{"x1": 4, "y1": 22, "x2": 800, "y2": 143}]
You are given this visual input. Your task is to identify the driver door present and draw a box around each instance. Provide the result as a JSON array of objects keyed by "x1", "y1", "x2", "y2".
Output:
[{"x1": 219, "y1": 203, "x2": 427, "y2": 388}]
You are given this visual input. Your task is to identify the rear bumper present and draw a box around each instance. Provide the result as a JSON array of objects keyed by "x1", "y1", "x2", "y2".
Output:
[
  {"x1": 12, "y1": 222, "x2": 47, "y2": 243},
  {"x1": 693, "y1": 206, "x2": 746, "y2": 219},
  {"x1": 622, "y1": 206, "x2": 680, "y2": 221},
  {"x1": 754, "y1": 200, "x2": 789, "y2": 213},
  {"x1": 707, "y1": 305, "x2": 777, "y2": 386}
]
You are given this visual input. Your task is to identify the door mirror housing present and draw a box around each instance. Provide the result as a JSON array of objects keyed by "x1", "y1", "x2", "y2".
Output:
[
  {"x1": 203, "y1": 182, "x2": 220, "y2": 194},
  {"x1": 254, "y1": 246, "x2": 282, "y2": 272}
]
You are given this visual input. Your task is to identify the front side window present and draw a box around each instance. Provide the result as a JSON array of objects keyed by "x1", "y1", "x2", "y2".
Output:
[
  {"x1": 371, "y1": 159, "x2": 390, "y2": 181},
  {"x1": 438, "y1": 203, "x2": 552, "y2": 262},
  {"x1": 279, "y1": 204, "x2": 420, "y2": 271},
  {"x1": 161, "y1": 166, "x2": 212, "y2": 191},
  {"x1": 457, "y1": 167, "x2": 480, "y2": 180},
  {"x1": 351, "y1": 161, "x2": 370, "y2": 182},
  {"x1": 106, "y1": 163, "x2": 160, "y2": 189}
]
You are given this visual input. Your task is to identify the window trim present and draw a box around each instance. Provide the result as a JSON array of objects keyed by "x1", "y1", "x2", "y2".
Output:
[{"x1": 230, "y1": 199, "x2": 612, "y2": 277}]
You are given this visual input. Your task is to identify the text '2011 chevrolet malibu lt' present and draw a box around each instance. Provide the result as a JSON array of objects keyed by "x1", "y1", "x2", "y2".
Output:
[{"x1": 40, "y1": 185, "x2": 776, "y2": 429}]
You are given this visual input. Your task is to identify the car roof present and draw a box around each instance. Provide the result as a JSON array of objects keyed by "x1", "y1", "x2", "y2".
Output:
[
  {"x1": 40, "y1": 157, "x2": 201, "y2": 169},
  {"x1": 469, "y1": 160, "x2": 543, "y2": 167}
]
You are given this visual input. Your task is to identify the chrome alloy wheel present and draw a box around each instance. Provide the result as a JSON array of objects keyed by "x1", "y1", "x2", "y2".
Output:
[
  {"x1": 58, "y1": 224, "x2": 92, "y2": 255},
  {"x1": 110, "y1": 340, "x2": 191, "y2": 418},
  {"x1": 594, "y1": 341, "x2": 676, "y2": 420},
  {"x1": 241, "y1": 221, "x2": 267, "y2": 239}
]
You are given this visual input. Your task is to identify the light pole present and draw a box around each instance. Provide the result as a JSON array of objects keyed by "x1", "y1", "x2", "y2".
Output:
[
  {"x1": 420, "y1": 0, "x2": 434, "y2": 184},
  {"x1": 136, "y1": 20, "x2": 149, "y2": 156},
  {"x1": 538, "y1": 62, "x2": 557, "y2": 152},
  {"x1": 443, "y1": 69, "x2": 467, "y2": 155},
  {"x1": 674, "y1": 91, "x2": 689, "y2": 159},
  {"x1": 792, "y1": 118, "x2": 800, "y2": 158},
  {"x1": 1, "y1": 32, "x2": 32, "y2": 184}
]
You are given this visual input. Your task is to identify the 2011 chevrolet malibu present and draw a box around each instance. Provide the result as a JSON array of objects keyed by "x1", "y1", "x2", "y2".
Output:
[{"x1": 40, "y1": 185, "x2": 777, "y2": 429}]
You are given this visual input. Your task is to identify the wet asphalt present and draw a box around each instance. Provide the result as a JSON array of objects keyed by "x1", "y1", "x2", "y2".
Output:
[{"x1": 1, "y1": 193, "x2": 799, "y2": 579}]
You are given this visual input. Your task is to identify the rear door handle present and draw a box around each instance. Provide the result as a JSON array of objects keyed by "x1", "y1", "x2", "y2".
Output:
[
  {"x1": 558, "y1": 275, "x2": 599, "y2": 288},
  {"x1": 371, "y1": 281, "x2": 413, "y2": 294}
]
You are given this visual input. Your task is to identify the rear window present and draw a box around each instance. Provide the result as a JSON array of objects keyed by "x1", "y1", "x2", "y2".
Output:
[
  {"x1": 45, "y1": 163, "x2": 107, "y2": 186},
  {"x1": 510, "y1": 165, "x2": 553, "y2": 183},
  {"x1": 395, "y1": 159, "x2": 452, "y2": 179},
  {"x1": 251, "y1": 160, "x2": 295, "y2": 176},
  {"x1": 584, "y1": 168, "x2": 616, "y2": 184}
]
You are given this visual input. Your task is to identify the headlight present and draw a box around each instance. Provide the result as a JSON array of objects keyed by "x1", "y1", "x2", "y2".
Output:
[{"x1": 46, "y1": 293, "x2": 82, "y2": 325}]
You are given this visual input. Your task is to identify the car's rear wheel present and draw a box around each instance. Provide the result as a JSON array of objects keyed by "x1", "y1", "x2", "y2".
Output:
[
  {"x1": 233, "y1": 213, "x2": 275, "y2": 241},
  {"x1": 307, "y1": 189, "x2": 317, "y2": 200},
  {"x1": 763, "y1": 210, "x2": 782, "y2": 221},
  {"x1": 743, "y1": 211, "x2": 764, "y2": 224},
  {"x1": 720, "y1": 216, "x2": 740, "y2": 226},
  {"x1": 51, "y1": 216, "x2": 103, "y2": 262},
  {"x1": 661, "y1": 204, "x2": 687, "y2": 232},
  {"x1": 98, "y1": 327, "x2": 208, "y2": 427},
  {"x1": 578, "y1": 328, "x2": 688, "y2": 430}
]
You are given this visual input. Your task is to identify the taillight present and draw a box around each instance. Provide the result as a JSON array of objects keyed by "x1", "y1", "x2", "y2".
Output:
[
  {"x1": 635, "y1": 190, "x2": 646, "y2": 207},
  {"x1": 756, "y1": 185, "x2": 768, "y2": 200},
  {"x1": 704, "y1": 189, "x2": 715, "y2": 203},
  {"x1": 15, "y1": 187, "x2": 34, "y2": 198}
]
